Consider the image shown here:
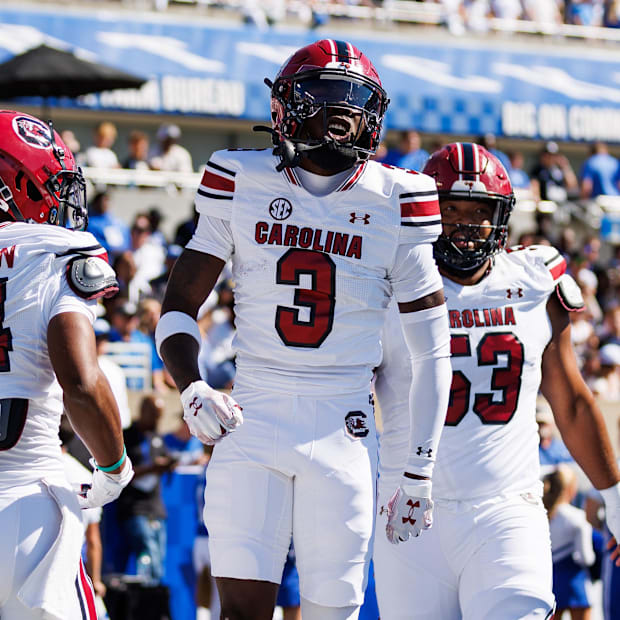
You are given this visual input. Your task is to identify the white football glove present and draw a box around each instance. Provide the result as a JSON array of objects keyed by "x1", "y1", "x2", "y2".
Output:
[
  {"x1": 77, "y1": 457, "x2": 134, "y2": 509},
  {"x1": 386, "y1": 478, "x2": 433, "y2": 545},
  {"x1": 180, "y1": 380, "x2": 243, "y2": 445}
]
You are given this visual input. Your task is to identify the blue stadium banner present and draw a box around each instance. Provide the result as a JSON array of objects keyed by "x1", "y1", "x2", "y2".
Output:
[{"x1": 1, "y1": 5, "x2": 620, "y2": 140}]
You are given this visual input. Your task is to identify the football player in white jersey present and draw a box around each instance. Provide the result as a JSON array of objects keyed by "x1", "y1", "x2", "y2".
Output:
[
  {"x1": 0, "y1": 110, "x2": 134, "y2": 620},
  {"x1": 374, "y1": 142, "x2": 620, "y2": 620},
  {"x1": 156, "y1": 40, "x2": 452, "y2": 620}
]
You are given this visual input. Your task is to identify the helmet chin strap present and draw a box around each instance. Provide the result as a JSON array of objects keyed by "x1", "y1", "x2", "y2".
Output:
[{"x1": 253, "y1": 125, "x2": 344, "y2": 172}]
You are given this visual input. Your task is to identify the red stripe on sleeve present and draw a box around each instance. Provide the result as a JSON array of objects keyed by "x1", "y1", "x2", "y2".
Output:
[
  {"x1": 401, "y1": 199, "x2": 440, "y2": 218},
  {"x1": 200, "y1": 170, "x2": 235, "y2": 192},
  {"x1": 549, "y1": 258, "x2": 566, "y2": 280}
]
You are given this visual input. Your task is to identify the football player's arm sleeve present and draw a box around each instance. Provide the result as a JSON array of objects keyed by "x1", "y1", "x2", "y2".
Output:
[
  {"x1": 374, "y1": 304, "x2": 413, "y2": 490},
  {"x1": 389, "y1": 243, "x2": 451, "y2": 479},
  {"x1": 398, "y1": 304, "x2": 452, "y2": 478}
]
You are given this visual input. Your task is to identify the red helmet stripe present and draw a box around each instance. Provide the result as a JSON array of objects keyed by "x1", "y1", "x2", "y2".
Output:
[
  {"x1": 456, "y1": 143, "x2": 464, "y2": 181},
  {"x1": 326, "y1": 39, "x2": 337, "y2": 57}
]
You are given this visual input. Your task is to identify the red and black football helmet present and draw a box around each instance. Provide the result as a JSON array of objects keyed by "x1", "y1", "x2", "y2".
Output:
[
  {"x1": 423, "y1": 142, "x2": 515, "y2": 274},
  {"x1": 268, "y1": 39, "x2": 388, "y2": 164},
  {"x1": 0, "y1": 110, "x2": 87, "y2": 230}
]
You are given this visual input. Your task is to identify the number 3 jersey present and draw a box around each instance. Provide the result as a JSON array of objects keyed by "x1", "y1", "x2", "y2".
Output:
[
  {"x1": 377, "y1": 245, "x2": 566, "y2": 501},
  {"x1": 187, "y1": 149, "x2": 443, "y2": 395},
  {"x1": 0, "y1": 222, "x2": 101, "y2": 488}
]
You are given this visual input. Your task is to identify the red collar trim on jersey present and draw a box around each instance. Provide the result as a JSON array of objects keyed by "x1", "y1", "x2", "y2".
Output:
[{"x1": 337, "y1": 162, "x2": 367, "y2": 192}]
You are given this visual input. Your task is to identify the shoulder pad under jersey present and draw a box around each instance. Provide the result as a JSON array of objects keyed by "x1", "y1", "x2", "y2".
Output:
[
  {"x1": 66, "y1": 256, "x2": 119, "y2": 300},
  {"x1": 555, "y1": 273, "x2": 585, "y2": 312},
  {"x1": 508, "y1": 244, "x2": 566, "y2": 281}
]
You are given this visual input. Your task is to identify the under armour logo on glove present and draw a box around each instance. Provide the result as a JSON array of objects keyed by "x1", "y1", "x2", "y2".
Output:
[
  {"x1": 189, "y1": 397, "x2": 202, "y2": 415},
  {"x1": 385, "y1": 483, "x2": 433, "y2": 545},
  {"x1": 403, "y1": 499, "x2": 420, "y2": 525},
  {"x1": 416, "y1": 446, "x2": 432, "y2": 457}
]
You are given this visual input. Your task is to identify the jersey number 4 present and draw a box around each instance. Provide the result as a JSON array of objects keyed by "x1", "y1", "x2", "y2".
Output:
[
  {"x1": 447, "y1": 332, "x2": 524, "y2": 426},
  {"x1": 275, "y1": 249, "x2": 336, "y2": 348}
]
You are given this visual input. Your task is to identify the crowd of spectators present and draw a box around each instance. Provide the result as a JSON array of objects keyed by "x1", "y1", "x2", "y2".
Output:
[{"x1": 125, "y1": 0, "x2": 620, "y2": 33}]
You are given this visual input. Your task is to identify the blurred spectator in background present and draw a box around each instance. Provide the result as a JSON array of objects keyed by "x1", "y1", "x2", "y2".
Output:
[
  {"x1": 590, "y1": 343, "x2": 620, "y2": 401},
  {"x1": 567, "y1": 0, "x2": 602, "y2": 25},
  {"x1": 130, "y1": 212, "x2": 166, "y2": 298},
  {"x1": 543, "y1": 465, "x2": 596, "y2": 620},
  {"x1": 508, "y1": 150, "x2": 532, "y2": 190},
  {"x1": 108, "y1": 300, "x2": 155, "y2": 391},
  {"x1": 137, "y1": 298, "x2": 172, "y2": 393},
  {"x1": 558, "y1": 228, "x2": 580, "y2": 260},
  {"x1": 83, "y1": 121, "x2": 121, "y2": 169},
  {"x1": 112, "y1": 251, "x2": 140, "y2": 303},
  {"x1": 579, "y1": 141, "x2": 620, "y2": 199},
  {"x1": 149, "y1": 244, "x2": 183, "y2": 303},
  {"x1": 197, "y1": 279, "x2": 236, "y2": 390},
  {"x1": 522, "y1": 0, "x2": 563, "y2": 25},
  {"x1": 537, "y1": 401, "x2": 574, "y2": 467},
  {"x1": 147, "y1": 206, "x2": 168, "y2": 249},
  {"x1": 149, "y1": 124, "x2": 193, "y2": 173},
  {"x1": 123, "y1": 130, "x2": 151, "y2": 171},
  {"x1": 381, "y1": 130, "x2": 429, "y2": 170},
  {"x1": 87, "y1": 191, "x2": 131, "y2": 260},
  {"x1": 94, "y1": 318, "x2": 132, "y2": 429},
  {"x1": 162, "y1": 413, "x2": 209, "y2": 466},
  {"x1": 117, "y1": 394, "x2": 176, "y2": 584},
  {"x1": 491, "y1": 0, "x2": 523, "y2": 20},
  {"x1": 60, "y1": 129, "x2": 82, "y2": 162},
  {"x1": 479, "y1": 133, "x2": 512, "y2": 174},
  {"x1": 174, "y1": 205, "x2": 199, "y2": 247},
  {"x1": 604, "y1": 0, "x2": 620, "y2": 26},
  {"x1": 576, "y1": 265, "x2": 604, "y2": 325},
  {"x1": 531, "y1": 141, "x2": 578, "y2": 203},
  {"x1": 599, "y1": 305, "x2": 620, "y2": 346}
]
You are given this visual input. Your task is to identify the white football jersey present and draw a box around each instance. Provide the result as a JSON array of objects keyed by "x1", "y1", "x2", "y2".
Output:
[
  {"x1": 377, "y1": 245, "x2": 567, "y2": 500},
  {"x1": 0, "y1": 222, "x2": 103, "y2": 488},
  {"x1": 188, "y1": 149, "x2": 442, "y2": 395}
]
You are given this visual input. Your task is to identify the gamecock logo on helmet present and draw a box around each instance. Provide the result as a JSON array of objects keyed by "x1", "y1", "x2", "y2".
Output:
[{"x1": 13, "y1": 116, "x2": 52, "y2": 149}]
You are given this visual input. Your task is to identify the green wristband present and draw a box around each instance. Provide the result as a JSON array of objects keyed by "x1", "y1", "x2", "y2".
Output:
[{"x1": 97, "y1": 446, "x2": 127, "y2": 472}]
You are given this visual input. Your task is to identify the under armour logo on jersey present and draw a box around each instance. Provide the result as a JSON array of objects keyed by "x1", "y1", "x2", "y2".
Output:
[
  {"x1": 506, "y1": 288, "x2": 523, "y2": 299},
  {"x1": 350, "y1": 212, "x2": 370, "y2": 224},
  {"x1": 189, "y1": 397, "x2": 202, "y2": 416},
  {"x1": 402, "y1": 499, "x2": 420, "y2": 525},
  {"x1": 416, "y1": 446, "x2": 432, "y2": 457}
]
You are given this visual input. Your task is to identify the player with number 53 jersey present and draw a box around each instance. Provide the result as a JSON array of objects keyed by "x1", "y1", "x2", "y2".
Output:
[
  {"x1": 374, "y1": 143, "x2": 620, "y2": 620},
  {"x1": 156, "y1": 39, "x2": 452, "y2": 620}
]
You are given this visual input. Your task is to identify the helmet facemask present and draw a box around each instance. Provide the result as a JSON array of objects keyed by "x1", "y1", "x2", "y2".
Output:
[
  {"x1": 423, "y1": 143, "x2": 515, "y2": 277},
  {"x1": 434, "y1": 197, "x2": 512, "y2": 276},
  {"x1": 45, "y1": 166, "x2": 88, "y2": 230}
]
